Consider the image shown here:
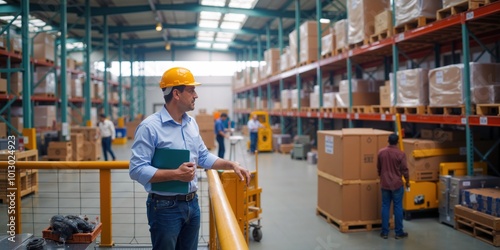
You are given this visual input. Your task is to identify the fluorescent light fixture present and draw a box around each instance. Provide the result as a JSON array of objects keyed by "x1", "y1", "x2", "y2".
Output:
[
  {"x1": 165, "y1": 43, "x2": 171, "y2": 51},
  {"x1": 0, "y1": 15, "x2": 15, "y2": 21},
  {"x1": 198, "y1": 31, "x2": 215, "y2": 37},
  {"x1": 320, "y1": 18, "x2": 330, "y2": 23},
  {"x1": 0, "y1": 1, "x2": 6, "y2": 4},
  {"x1": 212, "y1": 43, "x2": 229, "y2": 49},
  {"x1": 220, "y1": 21, "x2": 241, "y2": 30},
  {"x1": 200, "y1": 0, "x2": 225, "y2": 7},
  {"x1": 196, "y1": 42, "x2": 211, "y2": 48},
  {"x1": 216, "y1": 32, "x2": 235, "y2": 39},
  {"x1": 223, "y1": 13, "x2": 247, "y2": 22},
  {"x1": 215, "y1": 37, "x2": 232, "y2": 43},
  {"x1": 199, "y1": 20, "x2": 219, "y2": 28},
  {"x1": 200, "y1": 11, "x2": 222, "y2": 20},
  {"x1": 155, "y1": 22, "x2": 162, "y2": 31}
]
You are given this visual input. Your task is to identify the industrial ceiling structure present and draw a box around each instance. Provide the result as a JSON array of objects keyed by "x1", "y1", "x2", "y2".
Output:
[{"x1": 0, "y1": 0, "x2": 347, "y2": 55}]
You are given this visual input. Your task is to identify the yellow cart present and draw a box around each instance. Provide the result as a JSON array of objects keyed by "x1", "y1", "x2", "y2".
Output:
[{"x1": 219, "y1": 153, "x2": 263, "y2": 242}]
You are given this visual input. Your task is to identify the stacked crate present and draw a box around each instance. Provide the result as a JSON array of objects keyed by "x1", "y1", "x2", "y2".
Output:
[
  {"x1": 347, "y1": 0, "x2": 389, "y2": 46},
  {"x1": 71, "y1": 133, "x2": 84, "y2": 161},
  {"x1": 288, "y1": 21, "x2": 329, "y2": 66},
  {"x1": 0, "y1": 150, "x2": 39, "y2": 203},
  {"x1": 264, "y1": 48, "x2": 280, "y2": 77},
  {"x1": 33, "y1": 66, "x2": 56, "y2": 96},
  {"x1": 71, "y1": 127, "x2": 101, "y2": 161},
  {"x1": 33, "y1": 33, "x2": 55, "y2": 61},
  {"x1": 335, "y1": 79, "x2": 382, "y2": 107},
  {"x1": 34, "y1": 106, "x2": 56, "y2": 129},
  {"x1": 196, "y1": 111, "x2": 215, "y2": 150},
  {"x1": 316, "y1": 128, "x2": 393, "y2": 232},
  {"x1": 47, "y1": 141, "x2": 72, "y2": 161}
]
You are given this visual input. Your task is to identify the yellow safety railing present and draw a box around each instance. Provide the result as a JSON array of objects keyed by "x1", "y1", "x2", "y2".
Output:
[
  {"x1": 207, "y1": 170, "x2": 248, "y2": 250},
  {"x1": 0, "y1": 161, "x2": 248, "y2": 249}
]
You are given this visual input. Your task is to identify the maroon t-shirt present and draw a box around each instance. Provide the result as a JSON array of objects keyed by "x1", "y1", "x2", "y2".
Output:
[{"x1": 377, "y1": 145, "x2": 409, "y2": 190}]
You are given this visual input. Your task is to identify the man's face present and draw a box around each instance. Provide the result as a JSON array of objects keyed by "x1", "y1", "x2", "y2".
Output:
[{"x1": 177, "y1": 86, "x2": 198, "y2": 111}]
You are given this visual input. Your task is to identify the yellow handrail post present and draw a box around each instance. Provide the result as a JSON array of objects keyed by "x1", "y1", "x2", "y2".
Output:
[
  {"x1": 14, "y1": 169, "x2": 22, "y2": 234},
  {"x1": 99, "y1": 169, "x2": 114, "y2": 247},
  {"x1": 209, "y1": 198, "x2": 217, "y2": 250}
]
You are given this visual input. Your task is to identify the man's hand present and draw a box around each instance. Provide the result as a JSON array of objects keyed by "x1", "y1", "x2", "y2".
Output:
[
  {"x1": 232, "y1": 162, "x2": 251, "y2": 186},
  {"x1": 177, "y1": 162, "x2": 196, "y2": 182}
]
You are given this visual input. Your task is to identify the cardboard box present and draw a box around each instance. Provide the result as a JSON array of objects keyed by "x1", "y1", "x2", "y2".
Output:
[
  {"x1": 420, "y1": 129, "x2": 433, "y2": 139},
  {"x1": 334, "y1": 19, "x2": 348, "y2": 50},
  {"x1": 348, "y1": 0, "x2": 389, "y2": 44},
  {"x1": 395, "y1": 68, "x2": 429, "y2": 106},
  {"x1": 433, "y1": 129, "x2": 466, "y2": 142},
  {"x1": 317, "y1": 128, "x2": 392, "y2": 180},
  {"x1": 279, "y1": 143, "x2": 294, "y2": 154},
  {"x1": 33, "y1": 43, "x2": 55, "y2": 61},
  {"x1": 7, "y1": 72, "x2": 22, "y2": 95},
  {"x1": 82, "y1": 141, "x2": 101, "y2": 160},
  {"x1": 321, "y1": 33, "x2": 335, "y2": 56},
  {"x1": 200, "y1": 130, "x2": 215, "y2": 149},
  {"x1": 318, "y1": 173, "x2": 382, "y2": 221},
  {"x1": 335, "y1": 92, "x2": 380, "y2": 107},
  {"x1": 0, "y1": 123, "x2": 6, "y2": 138},
  {"x1": 379, "y1": 85, "x2": 391, "y2": 106},
  {"x1": 71, "y1": 133, "x2": 84, "y2": 161},
  {"x1": 374, "y1": 9, "x2": 392, "y2": 35},
  {"x1": 0, "y1": 78, "x2": 6, "y2": 93}
]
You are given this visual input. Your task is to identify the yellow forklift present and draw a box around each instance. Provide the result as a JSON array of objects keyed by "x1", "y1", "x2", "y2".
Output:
[{"x1": 247, "y1": 111, "x2": 273, "y2": 152}]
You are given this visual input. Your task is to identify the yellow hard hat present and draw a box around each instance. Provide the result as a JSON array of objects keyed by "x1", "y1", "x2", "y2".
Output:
[{"x1": 159, "y1": 67, "x2": 201, "y2": 89}]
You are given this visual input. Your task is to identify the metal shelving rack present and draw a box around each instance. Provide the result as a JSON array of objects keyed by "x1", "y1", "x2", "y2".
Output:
[{"x1": 233, "y1": 1, "x2": 500, "y2": 175}]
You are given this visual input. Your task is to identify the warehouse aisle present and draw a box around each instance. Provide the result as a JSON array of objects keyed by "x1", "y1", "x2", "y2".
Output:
[{"x1": 112, "y1": 137, "x2": 496, "y2": 250}]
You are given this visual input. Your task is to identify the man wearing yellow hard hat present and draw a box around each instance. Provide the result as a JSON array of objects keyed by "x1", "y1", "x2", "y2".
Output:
[{"x1": 129, "y1": 67, "x2": 251, "y2": 250}]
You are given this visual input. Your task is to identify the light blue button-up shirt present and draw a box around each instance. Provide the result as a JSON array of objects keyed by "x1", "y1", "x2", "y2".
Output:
[{"x1": 129, "y1": 106, "x2": 218, "y2": 195}]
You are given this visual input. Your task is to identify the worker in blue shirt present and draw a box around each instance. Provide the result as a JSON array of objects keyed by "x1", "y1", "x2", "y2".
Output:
[
  {"x1": 214, "y1": 113, "x2": 229, "y2": 158},
  {"x1": 129, "y1": 67, "x2": 251, "y2": 250}
]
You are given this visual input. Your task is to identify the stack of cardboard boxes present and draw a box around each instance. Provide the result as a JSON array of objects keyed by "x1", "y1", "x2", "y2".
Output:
[
  {"x1": 71, "y1": 127, "x2": 101, "y2": 161},
  {"x1": 347, "y1": 0, "x2": 389, "y2": 45},
  {"x1": 317, "y1": 128, "x2": 392, "y2": 229},
  {"x1": 71, "y1": 133, "x2": 84, "y2": 161},
  {"x1": 47, "y1": 141, "x2": 72, "y2": 161},
  {"x1": 33, "y1": 33, "x2": 55, "y2": 62},
  {"x1": 288, "y1": 21, "x2": 329, "y2": 66},
  {"x1": 196, "y1": 111, "x2": 215, "y2": 150}
]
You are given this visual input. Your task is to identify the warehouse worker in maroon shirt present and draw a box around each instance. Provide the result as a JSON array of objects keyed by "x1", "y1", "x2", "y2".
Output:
[{"x1": 377, "y1": 133, "x2": 410, "y2": 240}]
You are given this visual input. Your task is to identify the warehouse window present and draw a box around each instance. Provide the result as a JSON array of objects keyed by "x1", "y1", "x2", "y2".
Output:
[{"x1": 96, "y1": 60, "x2": 264, "y2": 77}]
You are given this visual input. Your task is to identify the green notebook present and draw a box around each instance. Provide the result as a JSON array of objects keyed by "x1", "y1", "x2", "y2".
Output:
[{"x1": 151, "y1": 148, "x2": 190, "y2": 194}]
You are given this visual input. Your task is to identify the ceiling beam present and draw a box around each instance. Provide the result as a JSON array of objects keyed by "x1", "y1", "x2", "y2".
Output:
[
  {"x1": 136, "y1": 44, "x2": 239, "y2": 54},
  {"x1": 120, "y1": 36, "x2": 266, "y2": 47},
  {"x1": 105, "y1": 23, "x2": 277, "y2": 35},
  {"x1": 28, "y1": 3, "x2": 340, "y2": 19},
  {"x1": 0, "y1": 4, "x2": 20, "y2": 14}
]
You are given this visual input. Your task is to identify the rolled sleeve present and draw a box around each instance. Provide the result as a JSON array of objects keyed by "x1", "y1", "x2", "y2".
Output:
[{"x1": 129, "y1": 123, "x2": 157, "y2": 190}]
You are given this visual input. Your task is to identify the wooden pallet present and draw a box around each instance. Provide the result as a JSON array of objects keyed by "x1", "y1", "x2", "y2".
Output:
[
  {"x1": 369, "y1": 29, "x2": 393, "y2": 43},
  {"x1": 321, "y1": 51, "x2": 333, "y2": 59},
  {"x1": 348, "y1": 38, "x2": 369, "y2": 50},
  {"x1": 437, "y1": 0, "x2": 486, "y2": 20},
  {"x1": 34, "y1": 58, "x2": 54, "y2": 64},
  {"x1": 316, "y1": 207, "x2": 391, "y2": 233},
  {"x1": 32, "y1": 93, "x2": 56, "y2": 98},
  {"x1": 427, "y1": 105, "x2": 473, "y2": 115},
  {"x1": 393, "y1": 105, "x2": 427, "y2": 115},
  {"x1": 371, "y1": 105, "x2": 392, "y2": 114},
  {"x1": 352, "y1": 105, "x2": 371, "y2": 114},
  {"x1": 320, "y1": 107, "x2": 334, "y2": 113},
  {"x1": 335, "y1": 47, "x2": 348, "y2": 55},
  {"x1": 303, "y1": 107, "x2": 321, "y2": 112},
  {"x1": 394, "y1": 16, "x2": 435, "y2": 34},
  {"x1": 299, "y1": 59, "x2": 315, "y2": 67},
  {"x1": 455, "y1": 205, "x2": 500, "y2": 247},
  {"x1": 335, "y1": 107, "x2": 349, "y2": 113},
  {"x1": 476, "y1": 104, "x2": 500, "y2": 116}
]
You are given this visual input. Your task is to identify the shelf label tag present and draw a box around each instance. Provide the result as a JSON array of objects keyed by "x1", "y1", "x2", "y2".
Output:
[
  {"x1": 346, "y1": 114, "x2": 351, "y2": 119},
  {"x1": 392, "y1": 115, "x2": 396, "y2": 121},
  {"x1": 307, "y1": 111, "x2": 311, "y2": 117},
  {"x1": 348, "y1": 50, "x2": 353, "y2": 57},
  {"x1": 396, "y1": 33, "x2": 404, "y2": 42},
  {"x1": 354, "y1": 113, "x2": 359, "y2": 119},
  {"x1": 401, "y1": 114, "x2": 407, "y2": 122},
  {"x1": 381, "y1": 114, "x2": 386, "y2": 120},
  {"x1": 480, "y1": 116, "x2": 488, "y2": 125},
  {"x1": 459, "y1": 147, "x2": 467, "y2": 156},
  {"x1": 466, "y1": 12, "x2": 474, "y2": 20},
  {"x1": 461, "y1": 118, "x2": 467, "y2": 124}
]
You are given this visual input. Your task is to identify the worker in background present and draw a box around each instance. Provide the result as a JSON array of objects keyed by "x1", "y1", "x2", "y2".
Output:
[
  {"x1": 247, "y1": 114, "x2": 263, "y2": 154},
  {"x1": 98, "y1": 113, "x2": 116, "y2": 161},
  {"x1": 129, "y1": 67, "x2": 251, "y2": 250},
  {"x1": 377, "y1": 133, "x2": 410, "y2": 240},
  {"x1": 214, "y1": 113, "x2": 229, "y2": 158}
]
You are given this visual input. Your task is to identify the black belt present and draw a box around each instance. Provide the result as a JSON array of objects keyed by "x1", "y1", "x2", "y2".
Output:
[{"x1": 149, "y1": 192, "x2": 196, "y2": 201}]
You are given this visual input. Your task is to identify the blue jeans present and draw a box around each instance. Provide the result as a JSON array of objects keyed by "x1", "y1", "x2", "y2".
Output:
[
  {"x1": 101, "y1": 136, "x2": 115, "y2": 161},
  {"x1": 381, "y1": 187, "x2": 404, "y2": 235},
  {"x1": 250, "y1": 132, "x2": 258, "y2": 153},
  {"x1": 147, "y1": 195, "x2": 200, "y2": 250},
  {"x1": 216, "y1": 135, "x2": 225, "y2": 158}
]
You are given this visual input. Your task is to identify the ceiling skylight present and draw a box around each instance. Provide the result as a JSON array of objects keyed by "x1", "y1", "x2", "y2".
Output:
[
  {"x1": 220, "y1": 22, "x2": 241, "y2": 30},
  {"x1": 197, "y1": 35, "x2": 214, "y2": 41},
  {"x1": 212, "y1": 43, "x2": 229, "y2": 49},
  {"x1": 200, "y1": 0, "x2": 225, "y2": 7},
  {"x1": 228, "y1": 0, "x2": 257, "y2": 9},
  {"x1": 200, "y1": 11, "x2": 222, "y2": 20},
  {"x1": 223, "y1": 13, "x2": 246, "y2": 22},
  {"x1": 199, "y1": 20, "x2": 219, "y2": 28},
  {"x1": 216, "y1": 32, "x2": 235, "y2": 39},
  {"x1": 215, "y1": 37, "x2": 232, "y2": 43},
  {"x1": 196, "y1": 42, "x2": 212, "y2": 48}
]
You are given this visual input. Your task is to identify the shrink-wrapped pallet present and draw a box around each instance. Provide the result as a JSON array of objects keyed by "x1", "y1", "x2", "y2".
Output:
[
  {"x1": 347, "y1": 0, "x2": 389, "y2": 45},
  {"x1": 334, "y1": 19, "x2": 348, "y2": 50},
  {"x1": 394, "y1": 0, "x2": 442, "y2": 26},
  {"x1": 394, "y1": 68, "x2": 429, "y2": 106}
]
